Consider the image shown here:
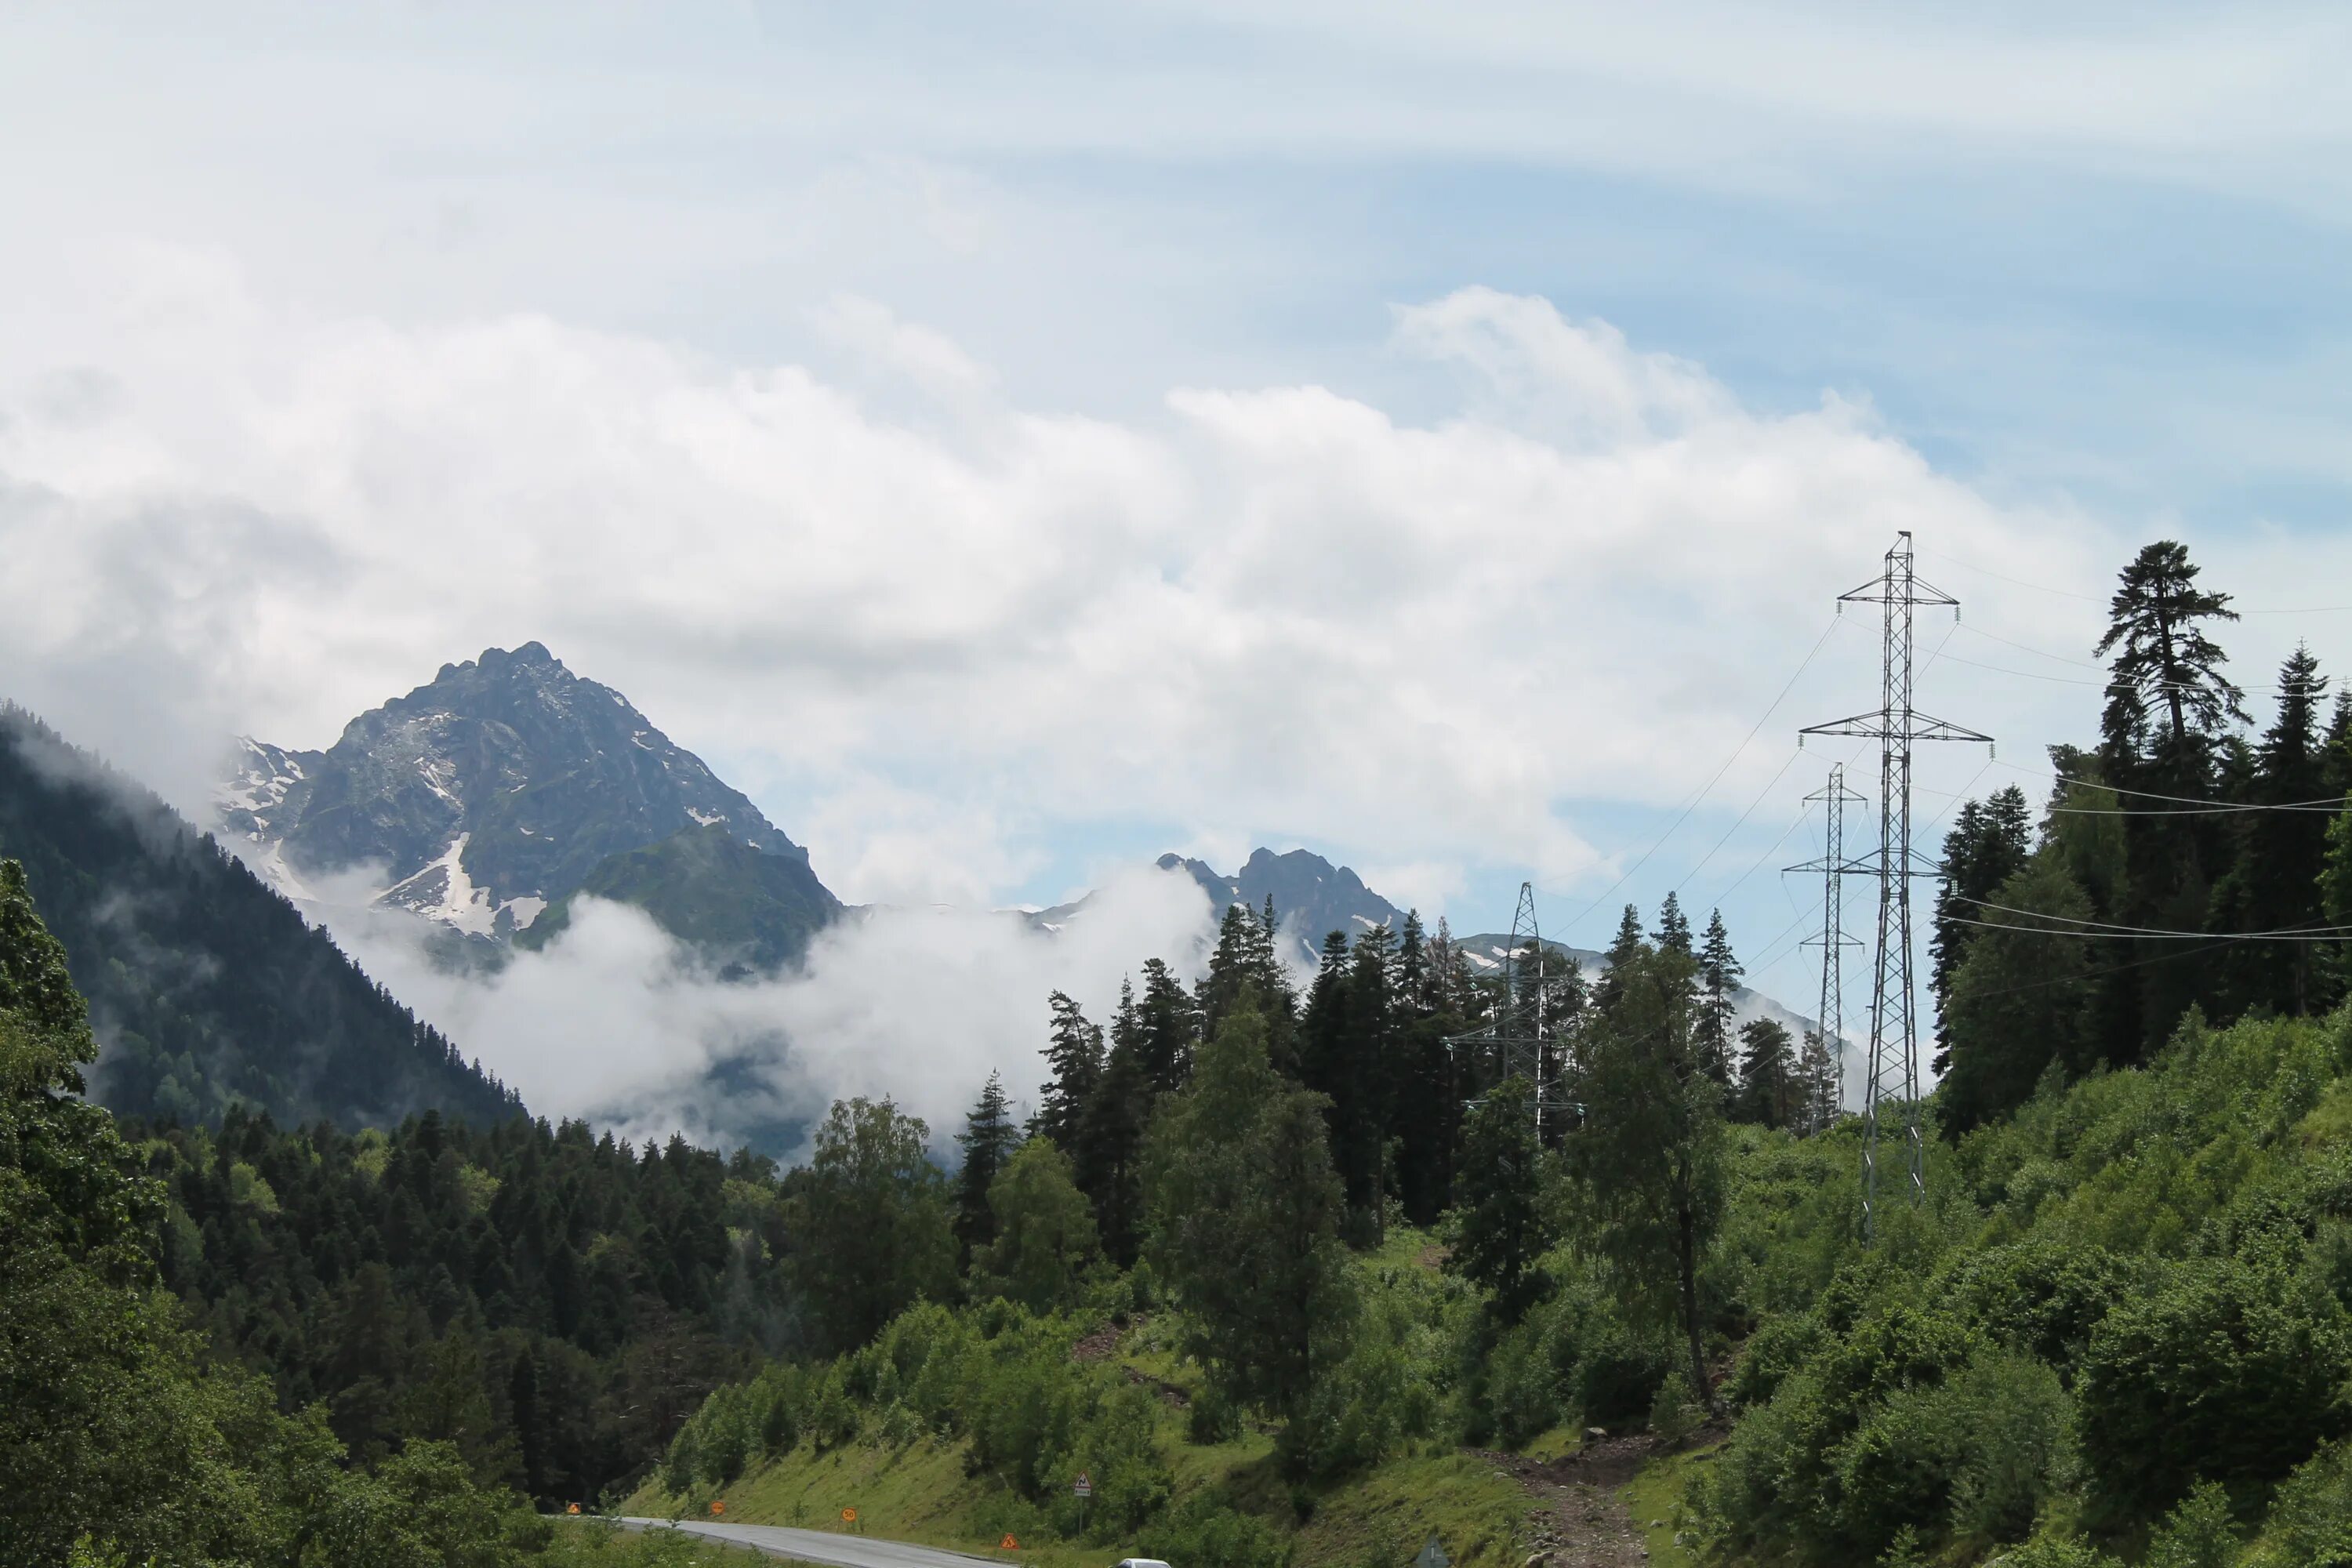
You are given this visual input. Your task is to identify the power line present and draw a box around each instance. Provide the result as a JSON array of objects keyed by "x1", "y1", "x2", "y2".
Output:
[
  {"x1": 1998, "y1": 759, "x2": 2347, "y2": 812},
  {"x1": 1946, "y1": 916, "x2": 2350, "y2": 943},
  {"x1": 1941, "y1": 647, "x2": 2328, "y2": 696},
  {"x1": 1922, "y1": 545, "x2": 2352, "y2": 615},
  {"x1": 1954, "y1": 894, "x2": 2352, "y2": 939},
  {"x1": 1944, "y1": 935, "x2": 2241, "y2": 1005},
  {"x1": 1955, "y1": 622, "x2": 2104, "y2": 670},
  {"x1": 1674, "y1": 747, "x2": 1805, "y2": 896},
  {"x1": 1548, "y1": 614, "x2": 1844, "y2": 937}
]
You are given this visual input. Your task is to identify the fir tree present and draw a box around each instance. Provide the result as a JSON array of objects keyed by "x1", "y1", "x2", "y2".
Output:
[
  {"x1": 952, "y1": 1071, "x2": 1020, "y2": 1264},
  {"x1": 1694, "y1": 909, "x2": 1741, "y2": 1086}
]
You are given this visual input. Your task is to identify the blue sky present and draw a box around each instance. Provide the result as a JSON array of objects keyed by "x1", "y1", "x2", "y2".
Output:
[{"x1": 5, "y1": 2, "x2": 2352, "y2": 1032}]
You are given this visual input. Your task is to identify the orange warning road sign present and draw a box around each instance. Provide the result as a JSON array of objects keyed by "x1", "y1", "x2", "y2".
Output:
[
  {"x1": 1000, "y1": 1534, "x2": 1020, "y2": 1551},
  {"x1": 842, "y1": 1508, "x2": 858, "y2": 1523},
  {"x1": 566, "y1": 1504, "x2": 582, "y2": 1515},
  {"x1": 711, "y1": 1501, "x2": 726, "y2": 1516}
]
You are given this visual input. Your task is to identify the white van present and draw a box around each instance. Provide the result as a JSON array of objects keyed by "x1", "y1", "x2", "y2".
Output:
[{"x1": 1112, "y1": 1559, "x2": 1174, "y2": 1568}]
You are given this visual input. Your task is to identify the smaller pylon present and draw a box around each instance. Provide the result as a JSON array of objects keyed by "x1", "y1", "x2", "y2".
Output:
[
  {"x1": 1788, "y1": 765, "x2": 1867, "y2": 1135},
  {"x1": 1449, "y1": 881, "x2": 1573, "y2": 1135}
]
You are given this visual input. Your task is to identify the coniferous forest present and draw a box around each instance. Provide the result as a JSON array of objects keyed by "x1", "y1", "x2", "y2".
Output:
[{"x1": 24, "y1": 539, "x2": 2352, "y2": 1566}]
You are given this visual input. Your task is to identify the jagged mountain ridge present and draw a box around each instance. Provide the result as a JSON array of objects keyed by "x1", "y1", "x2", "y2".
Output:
[
  {"x1": 0, "y1": 704, "x2": 521, "y2": 1130},
  {"x1": 220, "y1": 642, "x2": 839, "y2": 964},
  {"x1": 1039, "y1": 846, "x2": 1817, "y2": 1043}
]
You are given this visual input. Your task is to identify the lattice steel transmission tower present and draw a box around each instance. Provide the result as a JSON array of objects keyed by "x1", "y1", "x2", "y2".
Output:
[
  {"x1": 1450, "y1": 881, "x2": 1570, "y2": 1137},
  {"x1": 1788, "y1": 764, "x2": 1866, "y2": 1136},
  {"x1": 1801, "y1": 532, "x2": 1990, "y2": 1237}
]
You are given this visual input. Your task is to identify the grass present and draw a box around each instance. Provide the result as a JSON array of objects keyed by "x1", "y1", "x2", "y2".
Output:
[
  {"x1": 633, "y1": 1240, "x2": 1527, "y2": 1568},
  {"x1": 1621, "y1": 1441, "x2": 1716, "y2": 1568},
  {"x1": 1293, "y1": 1451, "x2": 1528, "y2": 1568},
  {"x1": 635, "y1": 1423, "x2": 1530, "y2": 1568}
]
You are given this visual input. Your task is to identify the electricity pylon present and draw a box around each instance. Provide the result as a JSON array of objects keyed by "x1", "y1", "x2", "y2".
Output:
[
  {"x1": 1801, "y1": 532, "x2": 1990, "y2": 1239},
  {"x1": 1450, "y1": 881, "x2": 1570, "y2": 1138},
  {"x1": 1788, "y1": 764, "x2": 1866, "y2": 1135}
]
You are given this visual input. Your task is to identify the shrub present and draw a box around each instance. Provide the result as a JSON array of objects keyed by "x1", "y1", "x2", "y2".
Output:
[
  {"x1": 1136, "y1": 1493, "x2": 1293, "y2": 1568},
  {"x1": 2078, "y1": 1249, "x2": 2352, "y2": 1517},
  {"x1": 1648, "y1": 1369, "x2": 1700, "y2": 1446},
  {"x1": 2144, "y1": 1482, "x2": 2236, "y2": 1568},
  {"x1": 2260, "y1": 1439, "x2": 2352, "y2": 1567}
]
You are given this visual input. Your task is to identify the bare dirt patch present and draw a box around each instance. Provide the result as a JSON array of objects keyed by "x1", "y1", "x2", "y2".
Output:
[{"x1": 1468, "y1": 1433, "x2": 1655, "y2": 1567}]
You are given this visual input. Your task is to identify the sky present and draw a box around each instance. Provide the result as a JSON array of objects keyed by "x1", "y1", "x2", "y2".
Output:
[{"x1": 5, "y1": 2, "x2": 2352, "y2": 1069}]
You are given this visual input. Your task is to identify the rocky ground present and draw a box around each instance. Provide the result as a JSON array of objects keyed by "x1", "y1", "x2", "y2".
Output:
[{"x1": 1471, "y1": 1431, "x2": 1660, "y2": 1567}]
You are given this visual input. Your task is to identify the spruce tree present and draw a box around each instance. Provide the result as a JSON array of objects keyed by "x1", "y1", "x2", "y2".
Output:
[
  {"x1": 1595, "y1": 904, "x2": 1646, "y2": 1009},
  {"x1": 1732, "y1": 1018, "x2": 1796, "y2": 1128},
  {"x1": 1132, "y1": 956, "x2": 1201, "y2": 1094},
  {"x1": 1929, "y1": 786, "x2": 2034, "y2": 1065},
  {"x1": 1653, "y1": 891, "x2": 1694, "y2": 958},
  {"x1": 1076, "y1": 990, "x2": 1151, "y2": 1267},
  {"x1": 1035, "y1": 991, "x2": 1104, "y2": 1148},
  {"x1": 1390, "y1": 910, "x2": 1464, "y2": 1229},
  {"x1": 2209, "y1": 646, "x2": 2334, "y2": 1018},
  {"x1": 1797, "y1": 1028, "x2": 1838, "y2": 1132},
  {"x1": 1940, "y1": 858, "x2": 2096, "y2": 1134},
  {"x1": 952, "y1": 1071, "x2": 1019, "y2": 1264},
  {"x1": 2095, "y1": 541, "x2": 2246, "y2": 1057},
  {"x1": 1694, "y1": 909, "x2": 1741, "y2": 1086},
  {"x1": 1341, "y1": 926, "x2": 1400, "y2": 1239}
]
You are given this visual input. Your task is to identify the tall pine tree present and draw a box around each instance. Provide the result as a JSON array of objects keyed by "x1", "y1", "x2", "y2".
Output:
[
  {"x1": 952, "y1": 1071, "x2": 1019, "y2": 1264},
  {"x1": 1694, "y1": 909, "x2": 1741, "y2": 1086},
  {"x1": 1034, "y1": 991, "x2": 1104, "y2": 1147},
  {"x1": 2095, "y1": 541, "x2": 2247, "y2": 1058}
]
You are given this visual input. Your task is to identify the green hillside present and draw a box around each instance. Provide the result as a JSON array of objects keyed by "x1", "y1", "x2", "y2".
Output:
[
  {"x1": 519, "y1": 822, "x2": 840, "y2": 973},
  {"x1": 0, "y1": 705, "x2": 521, "y2": 1131}
]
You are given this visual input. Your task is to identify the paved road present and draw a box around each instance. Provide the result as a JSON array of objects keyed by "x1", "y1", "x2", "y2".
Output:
[{"x1": 616, "y1": 1518, "x2": 1013, "y2": 1568}]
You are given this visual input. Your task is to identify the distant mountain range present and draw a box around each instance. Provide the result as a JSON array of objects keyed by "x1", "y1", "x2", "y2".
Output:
[
  {"x1": 0, "y1": 705, "x2": 521, "y2": 1130},
  {"x1": 1447, "y1": 930, "x2": 1819, "y2": 1042},
  {"x1": 219, "y1": 642, "x2": 839, "y2": 970}
]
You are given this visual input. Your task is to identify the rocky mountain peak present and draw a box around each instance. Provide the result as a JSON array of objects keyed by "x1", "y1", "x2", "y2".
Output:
[
  {"x1": 1152, "y1": 847, "x2": 1403, "y2": 965},
  {"x1": 218, "y1": 644, "x2": 835, "y2": 952}
]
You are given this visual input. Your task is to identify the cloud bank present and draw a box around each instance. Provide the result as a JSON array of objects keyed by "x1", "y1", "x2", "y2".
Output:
[{"x1": 336, "y1": 868, "x2": 1218, "y2": 1156}]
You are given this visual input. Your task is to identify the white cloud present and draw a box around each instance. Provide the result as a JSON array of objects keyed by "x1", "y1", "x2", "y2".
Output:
[
  {"x1": 0, "y1": 252, "x2": 2176, "y2": 920},
  {"x1": 339, "y1": 866, "x2": 1217, "y2": 1156}
]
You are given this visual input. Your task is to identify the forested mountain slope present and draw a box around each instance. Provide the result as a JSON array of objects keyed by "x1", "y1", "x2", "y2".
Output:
[
  {"x1": 149, "y1": 1105, "x2": 789, "y2": 1508},
  {"x1": 0, "y1": 851, "x2": 753, "y2": 1566},
  {"x1": 0, "y1": 704, "x2": 521, "y2": 1129}
]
